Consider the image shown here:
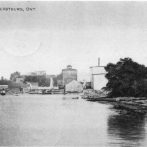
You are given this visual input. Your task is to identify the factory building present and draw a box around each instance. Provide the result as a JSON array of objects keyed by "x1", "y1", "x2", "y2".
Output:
[
  {"x1": 62, "y1": 65, "x2": 77, "y2": 85},
  {"x1": 90, "y1": 59, "x2": 108, "y2": 90}
]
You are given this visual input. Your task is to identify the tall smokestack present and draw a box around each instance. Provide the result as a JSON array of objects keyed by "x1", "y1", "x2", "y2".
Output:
[{"x1": 98, "y1": 58, "x2": 100, "y2": 66}]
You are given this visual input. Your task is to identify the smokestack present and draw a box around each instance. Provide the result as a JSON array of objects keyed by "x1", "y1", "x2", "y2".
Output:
[{"x1": 98, "y1": 58, "x2": 100, "y2": 66}]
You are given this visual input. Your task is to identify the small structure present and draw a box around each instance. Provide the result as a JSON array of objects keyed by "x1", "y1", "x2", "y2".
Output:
[
  {"x1": 16, "y1": 77, "x2": 24, "y2": 83},
  {"x1": 0, "y1": 85, "x2": 8, "y2": 90},
  {"x1": 65, "y1": 80, "x2": 83, "y2": 93},
  {"x1": 0, "y1": 85, "x2": 8, "y2": 96}
]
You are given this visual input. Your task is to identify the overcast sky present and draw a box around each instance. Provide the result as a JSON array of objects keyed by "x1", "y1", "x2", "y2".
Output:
[{"x1": 0, "y1": 1, "x2": 147, "y2": 80}]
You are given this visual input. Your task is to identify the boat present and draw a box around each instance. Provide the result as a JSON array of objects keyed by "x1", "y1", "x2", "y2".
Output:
[
  {"x1": 72, "y1": 97, "x2": 79, "y2": 99},
  {"x1": 1, "y1": 89, "x2": 6, "y2": 96},
  {"x1": 42, "y1": 89, "x2": 52, "y2": 94}
]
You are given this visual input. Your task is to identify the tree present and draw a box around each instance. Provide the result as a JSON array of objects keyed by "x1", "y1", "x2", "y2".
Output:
[
  {"x1": 24, "y1": 75, "x2": 50, "y2": 86},
  {"x1": 104, "y1": 58, "x2": 147, "y2": 97},
  {"x1": 38, "y1": 76, "x2": 50, "y2": 86},
  {"x1": 24, "y1": 75, "x2": 38, "y2": 83},
  {"x1": 53, "y1": 76, "x2": 57, "y2": 86},
  {"x1": 1, "y1": 76, "x2": 4, "y2": 81},
  {"x1": 10, "y1": 71, "x2": 21, "y2": 82}
]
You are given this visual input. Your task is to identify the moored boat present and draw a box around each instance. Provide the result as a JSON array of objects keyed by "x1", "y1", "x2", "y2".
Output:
[{"x1": 1, "y1": 89, "x2": 6, "y2": 96}]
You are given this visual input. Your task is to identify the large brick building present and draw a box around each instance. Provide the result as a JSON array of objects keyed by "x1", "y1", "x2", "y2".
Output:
[{"x1": 62, "y1": 65, "x2": 77, "y2": 85}]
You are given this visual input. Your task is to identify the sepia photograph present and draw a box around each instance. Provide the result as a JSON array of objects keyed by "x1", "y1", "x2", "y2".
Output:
[{"x1": 0, "y1": 1, "x2": 147, "y2": 146}]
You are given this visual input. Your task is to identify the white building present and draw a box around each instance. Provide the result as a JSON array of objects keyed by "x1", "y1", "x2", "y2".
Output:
[
  {"x1": 90, "y1": 66, "x2": 108, "y2": 90},
  {"x1": 65, "y1": 80, "x2": 83, "y2": 93},
  {"x1": 27, "y1": 71, "x2": 46, "y2": 76},
  {"x1": 35, "y1": 71, "x2": 46, "y2": 76}
]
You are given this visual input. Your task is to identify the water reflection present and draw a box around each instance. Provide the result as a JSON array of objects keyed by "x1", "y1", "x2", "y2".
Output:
[
  {"x1": 107, "y1": 111, "x2": 146, "y2": 147},
  {"x1": 0, "y1": 97, "x2": 21, "y2": 145},
  {"x1": 0, "y1": 95, "x2": 147, "y2": 146}
]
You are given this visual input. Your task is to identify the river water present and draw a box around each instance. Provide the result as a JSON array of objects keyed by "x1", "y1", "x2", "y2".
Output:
[{"x1": 0, "y1": 94, "x2": 147, "y2": 146}]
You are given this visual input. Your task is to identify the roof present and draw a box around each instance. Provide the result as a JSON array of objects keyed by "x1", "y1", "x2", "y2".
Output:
[
  {"x1": 0, "y1": 85, "x2": 8, "y2": 88},
  {"x1": 62, "y1": 65, "x2": 77, "y2": 71},
  {"x1": 62, "y1": 69, "x2": 77, "y2": 71},
  {"x1": 65, "y1": 80, "x2": 83, "y2": 92},
  {"x1": 90, "y1": 66, "x2": 105, "y2": 68}
]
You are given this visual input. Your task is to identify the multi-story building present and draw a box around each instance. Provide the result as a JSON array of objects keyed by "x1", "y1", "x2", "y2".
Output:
[
  {"x1": 90, "y1": 66, "x2": 107, "y2": 90},
  {"x1": 62, "y1": 65, "x2": 77, "y2": 85}
]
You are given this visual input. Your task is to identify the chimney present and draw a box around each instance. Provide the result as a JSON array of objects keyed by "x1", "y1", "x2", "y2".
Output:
[{"x1": 98, "y1": 58, "x2": 100, "y2": 66}]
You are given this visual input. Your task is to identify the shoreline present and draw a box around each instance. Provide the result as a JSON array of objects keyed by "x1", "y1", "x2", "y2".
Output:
[{"x1": 82, "y1": 94, "x2": 147, "y2": 114}]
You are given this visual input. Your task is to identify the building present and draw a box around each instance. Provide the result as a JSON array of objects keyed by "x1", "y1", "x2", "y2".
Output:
[
  {"x1": 27, "y1": 71, "x2": 46, "y2": 76},
  {"x1": 65, "y1": 80, "x2": 83, "y2": 93},
  {"x1": 62, "y1": 65, "x2": 77, "y2": 85},
  {"x1": 0, "y1": 85, "x2": 8, "y2": 90},
  {"x1": 28, "y1": 72, "x2": 37, "y2": 76},
  {"x1": 16, "y1": 77, "x2": 24, "y2": 83},
  {"x1": 36, "y1": 71, "x2": 46, "y2": 76},
  {"x1": 90, "y1": 65, "x2": 108, "y2": 90}
]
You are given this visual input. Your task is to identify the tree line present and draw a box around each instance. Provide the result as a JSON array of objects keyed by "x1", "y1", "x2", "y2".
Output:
[{"x1": 104, "y1": 58, "x2": 147, "y2": 97}]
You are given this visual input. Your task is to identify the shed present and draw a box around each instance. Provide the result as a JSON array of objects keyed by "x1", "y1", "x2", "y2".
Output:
[
  {"x1": 65, "y1": 80, "x2": 83, "y2": 93},
  {"x1": 0, "y1": 85, "x2": 8, "y2": 89}
]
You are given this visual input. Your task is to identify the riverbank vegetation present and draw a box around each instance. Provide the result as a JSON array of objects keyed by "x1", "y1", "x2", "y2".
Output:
[{"x1": 103, "y1": 58, "x2": 147, "y2": 98}]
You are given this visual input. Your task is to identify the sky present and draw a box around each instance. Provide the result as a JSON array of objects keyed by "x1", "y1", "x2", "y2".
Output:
[{"x1": 0, "y1": 1, "x2": 147, "y2": 81}]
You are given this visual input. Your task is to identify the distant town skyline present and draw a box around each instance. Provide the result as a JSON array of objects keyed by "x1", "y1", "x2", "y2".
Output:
[{"x1": 0, "y1": 1, "x2": 147, "y2": 80}]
